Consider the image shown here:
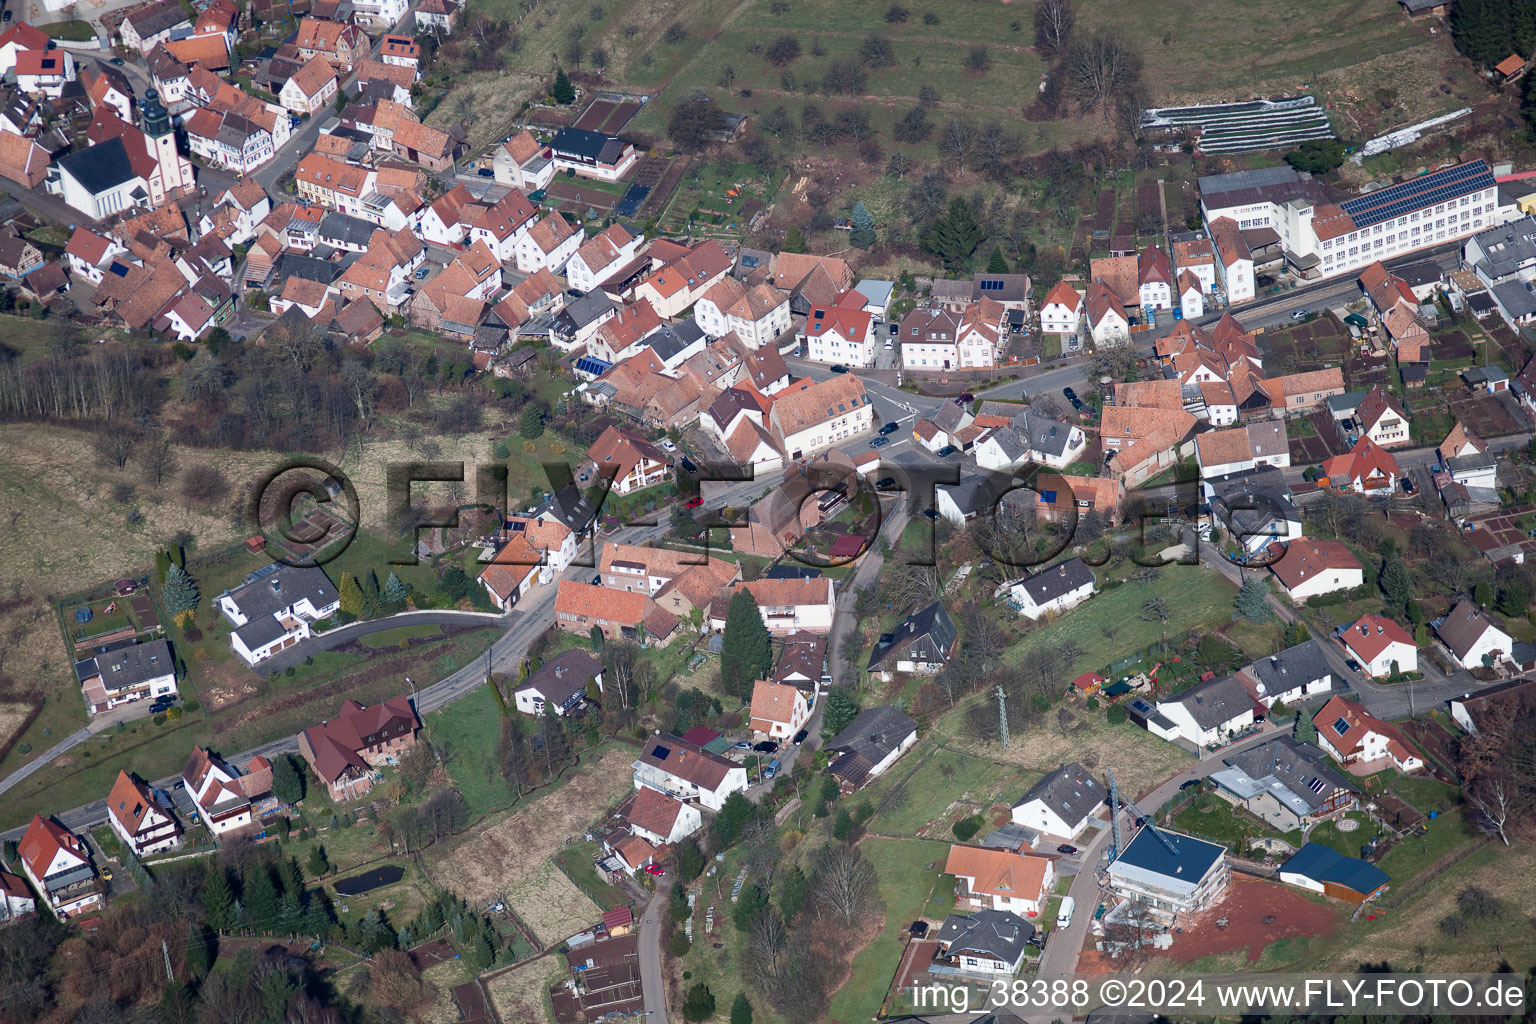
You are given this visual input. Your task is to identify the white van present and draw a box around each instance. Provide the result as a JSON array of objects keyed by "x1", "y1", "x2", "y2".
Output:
[{"x1": 1056, "y1": 896, "x2": 1076, "y2": 929}]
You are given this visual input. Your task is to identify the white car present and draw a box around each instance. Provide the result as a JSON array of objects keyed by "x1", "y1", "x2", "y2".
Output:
[
  {"x1": 1290, "y1": 309, "x2": 1309, "y2": 321},
  {"x1": 660, "y1": 439, "x2": 678, "y2": 452}
]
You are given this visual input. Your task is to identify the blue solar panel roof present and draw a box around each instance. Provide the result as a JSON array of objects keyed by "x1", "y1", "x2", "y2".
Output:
[{"x1": 1340, "y1": 161, "x2": 1493, "y2": 229}]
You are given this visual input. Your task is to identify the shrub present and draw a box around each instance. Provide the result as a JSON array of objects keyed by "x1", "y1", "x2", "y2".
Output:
[
  {"x1": 1107, "y1": 704, "x2": 1128, "y2": 725},
  {"x1": 951, "y1": 814, "x2": 984, "y2": 841},
  {"x1": 667, "y1": 931, "x2": 691, "y2": 956}
]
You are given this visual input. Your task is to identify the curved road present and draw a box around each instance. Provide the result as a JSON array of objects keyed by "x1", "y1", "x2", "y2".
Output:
[{"x1": 257, "y1": 608, "x2": 510, "y2": 674}]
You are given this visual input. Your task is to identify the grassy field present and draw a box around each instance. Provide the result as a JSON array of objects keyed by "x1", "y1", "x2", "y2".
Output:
[
  {"x1": 1306, "y1": 811, "x2": 1378, "y2": 859},
  {"x1": 1172, "y1": 791, "x2": 1298, "y2": 849},
  {"x1": 866, "y1": 744, "x2": 1034, "y2": 839},
  {"x1": 824, "y1": 836, "x2": 950, "y2": 1024},
  {"x1": 428, "y1": 682, "x2": 519, "y2": 819},
  {"x1": 1003, "y1": 569, "x2": 1238, "y2": 676},
  {"x1": 554, "y1": 841, "x2": 630, "y2": 911}
]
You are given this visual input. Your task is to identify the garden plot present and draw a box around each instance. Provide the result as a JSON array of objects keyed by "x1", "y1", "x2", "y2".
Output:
[
  {"x1": 1142, "y1": 96, "x2": 1335, "y2": 155},
  {"x1": 507, "y1": 858, "x2": 602, "y2": 947}
]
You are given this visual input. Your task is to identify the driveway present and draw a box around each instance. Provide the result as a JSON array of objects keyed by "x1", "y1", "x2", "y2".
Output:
[
  {"x1": 637, "y1": 891, "x2": 671, "y2": 1023},
  {"x1": 256, "y1": 608, "x2": 512, "y2": 674}
]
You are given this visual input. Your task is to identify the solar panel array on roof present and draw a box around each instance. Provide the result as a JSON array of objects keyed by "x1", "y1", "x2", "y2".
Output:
[
  {"x1": 1340, "y1": 161, "x2": 1493, "y2": 228},
  {"x1": 653, "y1": 744, "x2": 671, "y2": 760}
]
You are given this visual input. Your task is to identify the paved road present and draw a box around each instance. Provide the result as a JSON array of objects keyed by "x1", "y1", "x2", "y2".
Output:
[
  {"x1": 638, "y1": 891, "x2": 671, "y2": 1024},
  {"x1": 0, "y1": 727, "x2": 92, "y2": 799}
]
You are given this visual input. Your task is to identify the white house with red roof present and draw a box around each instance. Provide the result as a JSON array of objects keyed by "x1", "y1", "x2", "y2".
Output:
[
  {"x1": 18, "y1": 814, "x2": 100, "y2": 919},
  {"x1": 15, "y1": 48, "x2": 74, "y2": 98},
  {"x1": 566, "y1": 223, "x2": 642, "y2": 292},
  {"x1": 0, "y1": 23, "x2": 48, "y2": 75},
  {"x1": 63, "y1": 227, "x2": 127, "y2": 284},
  {"x1": 585, "y1": 424, "x2": 670, "y2": 496},
  {"x1": 1039, "y1": 280, "x2": 1083, "y2": 336},
  {"x1": 298, "y1": 696, "x2": 419, "y2": 802},
  {"x1": 749, "y1": 678, "x2": 810, "y2": 740},
  {"x1": 476, "y1": 533, "x2": 539, "y2": 610},
  {"x1": 1085, "y1": 279, "x2": 1129, "y2": 345},
  {"x1": 633, "y1": 733, "x2": 749, "y2": 811},
  {"x1": 1339, "y1": 614, "x2": 1417, "y2": 677},
  {"x1": 802, "y1": 303, "x2": 875, "y2": 366},
  {"x1": 1178, "y1": 270, "x2": 1205, "y2": 319},
  {"x1": 1321, "y1": 437, "x2": 1399, "y2": 495},
  {"x1": 106, "y1": 769, "x2": 181, "y2": 856},
  {"x1": 181, "y1": 746, "x2": 261, "y2": 835},
  {"x1": 1268, "y1": 537, "x2": 1363, "y2": 602},
  {"x1": 468, "y1": 188, "x2": 537, "y2": 261},
  {"x1": 1138, "y1": 246, "x2": 1173, "y2": 310},
  {"x1": 0, "y1": 870, "x2": 34, "y2": 923},
  {"x1": 625, "y1": 786, "x2": 702, "y2": 845},
  {"x1": 1313, "y1": 695, "x2": 1423, "y2": 771}
]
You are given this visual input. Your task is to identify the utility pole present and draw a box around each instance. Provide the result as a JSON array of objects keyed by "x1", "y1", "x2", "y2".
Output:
[
  {"x1": 161, "y1": 938, "x2": 174, "y2": 983},
  {"x1": 995, "y1": 686, "x2": 1009, "y2": 750}
]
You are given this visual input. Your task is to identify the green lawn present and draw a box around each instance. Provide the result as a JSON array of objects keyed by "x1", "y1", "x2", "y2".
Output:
[
  {"x1": 825, "y1": 837, "x2": 950, "y2": 1024},
  {"x1": 1376, "y1": 808, "x2": 1479, "y2": 907},
  {"x1": 868, "y1": 745, "x2": 1031, "y2": 838},
  {"x1": 37, "y1": 19, "x2": 95, "y2": 39},
  {"x1": 359, "y1": 624, "x2": 449, "y2": 648},
  {"x1": 1388, "y1": 773, "x2": 1461, "y2": 816},
  {"x1": 1172, "y1": 792, "x2": 1297, "y2": 849},
  {"x1": 554, "y1": 842, "x2": 629, "y2": 911},
  {"x1": 1004, "y1": 570, "x2": 1238, "y2": 676},
  {"x1": 428, "y1": 682, "x2": 518, "y2": 819},
  {"x1": 1306, "y1": 811, "x2": 1378, "y2": 859}
]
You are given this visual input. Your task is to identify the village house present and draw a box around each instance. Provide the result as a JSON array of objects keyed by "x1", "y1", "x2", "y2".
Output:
[
  {"x1": 1280, "y1": 843, "x2": 1389, "y2": 904},
  {"x1": 585, "y1": 424, "x2": 671, "y2": 495},
  {"x1": 1148, "y1": 674, "x2": 1257, "y2": 748},
  {"x1": 555, "y1": 581, "x2": 678, "y2": 645},
  {"x1": 1009, "y1": 762, "x2": 1106, "y2": 840},
  {"x1": 632, "y1": 239, "x2": 732, "y2": 319},
  {"x1": 549, "y1": 126, "x2": 638, "y2": 181},
  {"x1": 866, "y1": 601, "x2": 957, "y2": 682},
  {"x1": 120, "y1": 0, "x2": 191, "y2": 53},
  {"x1": 0, "y1": 869, "x2": 35, "y2": 923},
  {"x1": 279, "y1": 56, "x2": 338, "y2": 114},
  {"x1": 1313, "y1": 695, "x2": 1423, "y2": 771},
  {"x1": 1007, "y1": 558, "x2": 1095, "y2": 620},
  {"x1": 1339, "y1": 614, "x2": 1417, "y2": 677},
  {"x1": 468, "y1": 188, "x2": 537, "y2": 261},
  {"x1": 824, "y1": 705, "x2": 918, "y2": 793},
  {"x1": 767, "y1": 374, "x2": 874, "y2": 459},
  {"x1": 75, "y1": 636, "x2": 177, "y2": 715},
  {"x1": 1033, "y1": 474, "x2": 1122, "y2": 527},
  {"x1": 181, "y1": 746, "x2": 269, "y2": 834},
  {"x1": 1321, "y1": 437, "x2": 1400, "y2": 495},
  {"x1": 803, "y1": 302, "x2": 876, "y2": 366},
  {"x1": 1178, "y1": 270, "x2": 1204, "y2": 318},
  {"x1": 1138, "y1": 245, "x2": 1174, "y2": 309},
  {"x1": 623, "y1": 786, "x2": 703, "y2": 846},
  {"x1": 632, "y1": 733, "x2": 748, "y2": 811},
  {"x1": 106, "y1": 769, "x2": 180, "y2": 856},
  {"x1": 935, "y1": 910, "x2": 1034, "y2": 976},
  {"x1": 1354, "y1": 386, "x2": 1411, "y2": 448},
  {"x1": 1038, "y1": 280, "x2": 1083, "y2": 336},
  {"x1": 718, "y1": 576, "x2": 837, "y2": 635},
  {"x1": 516, "y1": 211, "x2": 581, "y2": 274},
  {"x1": 1209, "y1": 736, "x2": 1356, "y2": 832},
  {"x1": 944, "y1": 843, "x2": 1054, "y2": 917},
  {"x1": 492, "y1": 129, "x2": 554, "y2": 191},
  {"x1": 695, "y1": 276, "x2": 791, "y2": 348},
  {"x1": 1238, "y1": 639, "x2": 1335, "y2": 708},
  {"x1": 18, "y1": 815, "x2": 101, "y2": 920},
  {"x1": 566, "y1": 223, "x2": 643, "y2": 292},
  {"x1": 749, "y1": 678, "x2": 810, "y2": 739},
  {"x1": 298, "y1": 696, "x2": 419, "y2": 802},
  {"x1": 216, "y1": 565, "x2": 340, "y2": 666},
  {"x1": 294, "y1": 17, "x2": 368, "y2": 69},
  {"x1": 1194, "y1": 421, "x2": 1290, "y2": 478},
  {"x1": 1435, "y1": 599, "x2": 1513, "y2": 671},
  {"x1": 513, "y1": 649, "x2": 603, "y2": 717},
  {"x1": 1085, "y1": 279, "x2": 1129, "y2": 345},
  {"x1": 0, "y1": 127, "x2": 47, "y2": 188}
]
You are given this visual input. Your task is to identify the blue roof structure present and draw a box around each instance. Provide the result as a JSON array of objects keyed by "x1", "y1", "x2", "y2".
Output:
[
  {"x1": 1340, "y1": 161, "x2": 1494, "y2": 229},
  {"x1": 1281, "y1": 842, "x2": 1388, "y2": 897},
  {"x1": 1115, "y1": 826, "x2": 1225, "y2": 879}
]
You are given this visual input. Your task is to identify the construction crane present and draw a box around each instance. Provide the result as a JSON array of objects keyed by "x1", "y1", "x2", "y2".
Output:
[{"x1": 1106, "y1": 768, "x2": 1179, "y2": 863}]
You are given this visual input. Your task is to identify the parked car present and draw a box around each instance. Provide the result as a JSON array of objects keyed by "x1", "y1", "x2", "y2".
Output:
[
  {"x1": 685, "y1": 495, "x2": 703, "y2": 508},
  {"x1": 792, "y1": 729, "x2": 808, "y2": 745},
  {"x1": 830, "y1": 364, "x2": 849, "y2": 374},
  {"x1": 4, "y1": 12, "x2": 14, "y2": 21},
  {"x1": 879, "y1": 421, "x2": 900, "y2": 435},
  {"x1": 733, "y1": 740, "x2": 752, "y2": 750},
  {"x1": 869, "y1": 436, "x2": 889, "y2": 449},
  {"x1": 936, "y1": 445, "x2": 958, "y2": 457},
  {"x1": 922, "y1": 508, "x2": 940, "y2": 520},
  {"x1": 149, "y1": 697, "x2": 175, "y2": 712},
  {"x1": 764, "y1": 758, "x2": 781, "y2": 780},
  {"x1": 1291, "y1": 309, "x2": 1309, "y2": 320},
  {"x1": 1056, "y1": 843, "x2": 1078, "y2": 855},
  {"x1": 957, "y1": 392, "x2": 975, "y2": 403},
  {"x1": 679, "y1": 457, "x2": 698, "y2": 474},
  {"x1": 590, "y1": 574, "x2": 601, "y2": 585},
  {"x1": 1179, "y1": 778, "x2": 1202, "y2": 791},
  {"x1": 659, "y1": 439, "x2": 678, "y2": 453},
  {"x1": 1063, "y1": 386, "x2": 1082, "y2": 409},
  {"x1": 643, "y1": 864, "x2": 665, "y2": 876},
  {"x1": 1401, "y1": 476, "x2": 1416, "y2": 495},
  {"x1": 753, "y1": 740, "x2": 779, "y2": 753},
  {"x1": 875, "y1": 477, "x2": 897, "y2": 489},
  {"x1": 414, "y1": 266, "x2": 430, "y2": 279}
]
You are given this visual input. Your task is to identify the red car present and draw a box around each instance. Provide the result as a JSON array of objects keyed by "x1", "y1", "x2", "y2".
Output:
[
  {"x1": 685, "y1": 495, "x2": 703, "y2": 508},
  {"x1": 643, "y1": 864, "x2": 665, "y2": 876}
]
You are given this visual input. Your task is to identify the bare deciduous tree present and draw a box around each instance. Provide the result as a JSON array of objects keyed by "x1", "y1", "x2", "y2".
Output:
[
  {"x1": 811, "y1": 845, "x2": 881, "y2": 927},
  {"x1": 938, "y1": 117, "x2": 979, "y2": 172},
  {"x1": 1035, "y1": 0, "x2": 1074, "y2": 55},
  {"x1": 1061, "y1": 32, "x2": 1143, "y2": 114}
]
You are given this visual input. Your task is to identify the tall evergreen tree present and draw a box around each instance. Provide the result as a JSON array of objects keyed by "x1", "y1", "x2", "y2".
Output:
[
  {"x1": 782, "y1": 224, "x2": 807, "y2": 253},
  {"x1": 338, "y1": 572, "x2": 366, "y2": 618},
  {"x1": 1452, "y1": 0, "x2": 1514, "y2": 67},
  {"x1": 244, "y1": 864, "x2": 280, "y2": 933},
  {"x1": 272, "y1": 754, "x2": 305, "y2": 806},
  {"x1": 986, "y1": 245, "x2": 1010, "y2": 273},
  {"x1": 719, "y1": 590, "x2": 771, "y2": 700},
  {"x1": 779, "y1": 863, "x2": 809, "y2": 920},
  {"x1": 385, "y1": 572, "x2": 408, "y2": 604},
  {"x1": 731, "y1": 992, "x2": 754, "y2": 1024},
  {"x1": 1380, "y1": 551, "x2": 1410, "y2": 610},
  {"x1": 849, "y1": 201, "x2": 876, "y2": 248},
  {"x1": 162, "y1": 564, "x2": 200, "y2": 619},
  {"x1": 203, "y1": 866, "x2": 235, "y2": 933},
  {"x1": 551, "y1": 67, "x2": 576, "y2": 104},
  {"x1": 1234, "y1": 576, "x2": 1270, "y2": 623},
  {"x1": 921, "y1": 198, "x2": 985, "y2": 270},
  {"x1": 307, "y1": 843, "x2": 330, "y2": 878}
]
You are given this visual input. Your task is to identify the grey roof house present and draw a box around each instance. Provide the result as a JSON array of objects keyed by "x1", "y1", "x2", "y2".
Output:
[
  {"x1": 825, "y1": 705, "x2": 918, "y2": 792},
  {"x1": 936, "y1": 909, "x2": 1035, "y2": 973},
  {"x1": 866, "y1": 601, "x2": 958, "y2": 679},
  {"x1": 1010, "y1": 761, "x2": 1107, "y2": 839},
  {"x1": 1208, "y1": 735, "x2": 1356, "y2": 830},
  {"x1": 1239, "y1": 639, "x2": 1334, "y2": 707}
]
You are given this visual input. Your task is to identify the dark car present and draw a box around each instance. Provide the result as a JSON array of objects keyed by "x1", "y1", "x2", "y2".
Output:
[
  {"x1": 753, "y1": 740, "x2": 779, "y2": 754},
  {"x1": 679, "y1": 456, "x2": 698, "y2": 474},
  {"x1": 922, "y1": 508, "x2": 940, "y2": 519},
  {"x1": 868, "y1": 436, "x2": 889, "y2": 449},
  {"x1": 5, "y1": 11, "x2": 14, "y2": 21},
  {"x1": 888, "y1": 323, "x2": 899, "y2": 336},
  {"x1": 1056, "y1": 844, "x2": 1078, "y2": 855},
  {"x1": 958, "y1": 392, "x2": 975, "y2": 402},
  {"x1": 591, "y1": 574, "x2": 602, "y2": 585},
  {"x1": 1063, "y1": 386, "x2": 1082, "y2": 409},
  {"x1": 1401, "y1": 476, "x2": 1416, "y2": 495},
  {"x1": 792, "y1": 729, "x2": 809, "y2": 745},
  {"x1": 1179, "y1": 778, "x2": 1202, "y2": 791},
  {"x1": 879, "y1": 421, "x2": 900, "y2": 435},
  {"x1": 876, "y1": 477, "x2": 897, "y2": 489},
  {"x1": 830, "y1": 364, "x2": 849, "y2": 374},
  {"x1": 936, "y1": 445, "x2": 958, "y2": 457}
]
